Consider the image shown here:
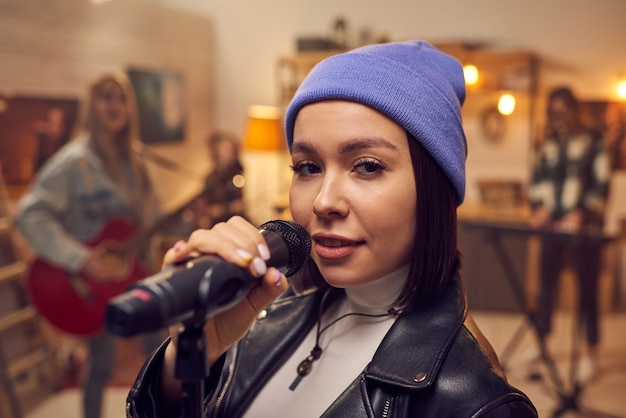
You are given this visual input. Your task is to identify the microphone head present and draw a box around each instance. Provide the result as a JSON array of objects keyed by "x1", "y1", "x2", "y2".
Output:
[{"x1": 259, "y1": 220, "x2": 311, "y2": 277}]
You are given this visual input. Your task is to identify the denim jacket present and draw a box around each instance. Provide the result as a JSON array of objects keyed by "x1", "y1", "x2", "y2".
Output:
[
  {"x1": 15, "y1": 138, "x2": 160, "y2": 273},
  {"x1": 127, "y1": 275, "x2": 537, "y2": 417}
]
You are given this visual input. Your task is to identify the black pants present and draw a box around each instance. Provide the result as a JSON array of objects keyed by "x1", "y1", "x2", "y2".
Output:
[{"x1": 535, "y1": 238, "x2": 601, "y2": 346}]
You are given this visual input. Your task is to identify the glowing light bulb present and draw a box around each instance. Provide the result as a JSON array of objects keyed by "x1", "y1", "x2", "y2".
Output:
[
  {"x1": 497, "y1": 93, "x2": 516, "y2": 115},
  {"x1": 232, "y1": 174, "x2": 246, "y2": 188},
  {"x1": 463, "y1": 64, "x2": 479, "y2": 85},
  {"x1": 617, "y1": 79, "x2": 626, "y2": 100}
]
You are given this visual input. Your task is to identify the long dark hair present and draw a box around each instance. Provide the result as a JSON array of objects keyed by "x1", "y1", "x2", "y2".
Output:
[
  {"x1": 399, "y1": 134, "x2": 461, "y2": 309},
  {"x1": 548, "y1": 87, "x2": 579, "y2": 115},
  {"x1": 544, "y1": 86, "x2": 583, "y2": 140},
  {"x1": 289, "y1": 132, "x2": 461, "y2": 310}
]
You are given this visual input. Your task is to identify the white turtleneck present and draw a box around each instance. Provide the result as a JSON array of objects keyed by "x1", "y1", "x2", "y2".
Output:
[{"x1": 244, "y1": 265, "x2": 409, "y2": 418}]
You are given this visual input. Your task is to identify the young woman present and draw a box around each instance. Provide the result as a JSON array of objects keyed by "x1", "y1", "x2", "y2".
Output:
[
  {"x1": 528, "y1": 87, "x2": 611, "y2": 382},
  {"x1": 127, "y1": 40, "x2": 537, "y2": 417},
  {"x1": 16, "y1": 73, "x2": 164, "y2": 418},
  {"x1": 190, "y1": 131, "x2": 248, "y2": 229}
]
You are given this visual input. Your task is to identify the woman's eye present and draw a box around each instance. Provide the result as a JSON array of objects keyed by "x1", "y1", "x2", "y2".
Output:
[
  {"x1": 290, "y1": 161, "x2": 320, "y2": 176},
  {"x1": 354, "y1": 158, "x2": 386, "y2": 175}
]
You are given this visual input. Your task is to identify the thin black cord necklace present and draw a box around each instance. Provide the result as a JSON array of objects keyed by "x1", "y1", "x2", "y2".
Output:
[{"x1": 289, "y1": 289, "x2": 398, "y2": 391}]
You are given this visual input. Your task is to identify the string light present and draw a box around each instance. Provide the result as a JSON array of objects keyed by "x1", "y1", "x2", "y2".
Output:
[
  {"x1": 497, "y1": 93, "x2": 516, "y2": 115},
  {"x1": 617, "y1": 77, "x2": 626, "y2": 100},
  {"x1": 463, "y1": 64, "x2": 479, "y2": 85}
]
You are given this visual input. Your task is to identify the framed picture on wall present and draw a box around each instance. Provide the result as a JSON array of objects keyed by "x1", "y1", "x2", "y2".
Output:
[
  {"x1": 127, "y1": 68, "x2": 186, "y2": 144},
  {"x1": 0, "y1": 96, "x2": 79, "y2": 190}
]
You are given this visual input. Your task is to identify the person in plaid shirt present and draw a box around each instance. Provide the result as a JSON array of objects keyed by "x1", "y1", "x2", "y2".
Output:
[{"x1": 528, "y1": 86, "x2": 611, "y2": 382}]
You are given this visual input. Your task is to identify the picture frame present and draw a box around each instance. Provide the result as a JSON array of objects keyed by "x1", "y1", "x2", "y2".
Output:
[
  {"x1": 0, "y1": 96, "x2": 79, "y2": 188},
  {"x1": 127, "y1": 68, "x2": 186, "y2": 144}
]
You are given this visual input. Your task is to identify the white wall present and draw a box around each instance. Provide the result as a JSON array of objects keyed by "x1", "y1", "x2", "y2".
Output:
[
  {"x1": 2, "y1": 0, "x2": 625, "y2": 221},
  {"x1": 154, "y1": 0, "x2": 626, "y2": 208},
  {"x1": 155, "y1": 0, "x2": 626, "y2": 131}
]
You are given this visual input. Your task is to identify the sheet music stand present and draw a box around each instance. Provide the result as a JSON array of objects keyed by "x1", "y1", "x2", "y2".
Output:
[{"x1": 460, "y1": 219, "x2": 620, "y2": 418}]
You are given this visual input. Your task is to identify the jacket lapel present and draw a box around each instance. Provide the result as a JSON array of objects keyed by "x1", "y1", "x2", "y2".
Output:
[{"x1": 365, "y1": 275, "x2": 467, "y2": 389}]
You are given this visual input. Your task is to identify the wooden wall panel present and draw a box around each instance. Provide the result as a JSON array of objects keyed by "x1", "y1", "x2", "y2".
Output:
[{"x1": 0, "y1": 0, "x2": 215, "y2": 209}]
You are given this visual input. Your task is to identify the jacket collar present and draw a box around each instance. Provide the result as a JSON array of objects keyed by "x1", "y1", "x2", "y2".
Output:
[
  {"x1": 365, "y1": 275, "x2": 467, "y2": 390},
  {"x1": 221, "y1": 276, "x2": 467, "y2": 416}
]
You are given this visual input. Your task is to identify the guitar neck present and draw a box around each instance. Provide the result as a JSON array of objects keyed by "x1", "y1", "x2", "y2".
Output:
[{"x1": 120, "y1": 190, "x2": 204, "y2": 256}]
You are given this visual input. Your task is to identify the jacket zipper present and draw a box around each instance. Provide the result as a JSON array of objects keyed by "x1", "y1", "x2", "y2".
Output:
[
  {"x1": 382, "y1": 398, "x2": 391, "y2": 418},
  {"x1": 211, "y1": 344, "x2": 238, "y2": 418}
]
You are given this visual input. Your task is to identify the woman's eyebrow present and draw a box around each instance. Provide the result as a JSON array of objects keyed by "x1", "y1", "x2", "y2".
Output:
[
  {"x1": 291, "y1": 137, "x2": 398, "y2": 155},
  {"x1": 338, "y1": 137, "x2": 398, "y2": 154},
  {"x1": 291, "y1": 141, "x2": 316, "y2": 155}
]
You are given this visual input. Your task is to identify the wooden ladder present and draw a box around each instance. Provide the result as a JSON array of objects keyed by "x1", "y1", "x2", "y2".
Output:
[{"x1": 0, "y1": 170, "x2": 60, "y2": 418}]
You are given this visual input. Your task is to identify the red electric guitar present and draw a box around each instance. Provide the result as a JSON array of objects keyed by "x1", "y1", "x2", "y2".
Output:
[{"x1": 26, "y1": 195, "x2": 201, "y2": 337}]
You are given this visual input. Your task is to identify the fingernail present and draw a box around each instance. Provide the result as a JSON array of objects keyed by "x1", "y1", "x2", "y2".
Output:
[
  {"x1": 236, "y1": 249, "x2": 253, "y2": 262},
  {"x1": 173, "y1": 240, "x2": 186, "y2": 252},
  {"x1": 257, "y1": 243, "x2": 271, "y2": 261},
  {"x1": 251, "y1": 257, "x2": 267, "y2": 276},
  {"x1": 274, "y1": 270, "x2": 282, "y2": 287}
]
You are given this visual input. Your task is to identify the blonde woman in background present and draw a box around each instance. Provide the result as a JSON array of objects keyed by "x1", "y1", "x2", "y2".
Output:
[{"x1": 16, "y1": 73, "x2": 164, "y2": 418}]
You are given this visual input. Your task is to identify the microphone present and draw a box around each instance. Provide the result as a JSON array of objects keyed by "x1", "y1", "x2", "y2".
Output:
[{"x1": 105, "y1": 220, "x2": 311, "y2": 337}]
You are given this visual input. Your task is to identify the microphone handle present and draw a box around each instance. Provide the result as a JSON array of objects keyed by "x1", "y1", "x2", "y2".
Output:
[
  {"x1": 105, "y1": 221, "x2": 309, "y2": 337},
  {"x1": 106, "y1": 255, "x2": 254, "y2": 336}
]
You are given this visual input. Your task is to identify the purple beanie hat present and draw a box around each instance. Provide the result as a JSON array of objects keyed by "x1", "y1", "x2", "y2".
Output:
[{"x1": 284, "y1": 40, "x2": 468, "y2": 205}]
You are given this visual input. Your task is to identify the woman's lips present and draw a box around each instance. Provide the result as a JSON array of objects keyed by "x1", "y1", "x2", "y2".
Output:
[{"x1": 313, "y1": 237, "x2": 362, "y2": 259}]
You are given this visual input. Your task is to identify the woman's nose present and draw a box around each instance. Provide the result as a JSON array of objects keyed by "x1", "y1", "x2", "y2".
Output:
[{"x1": 312, "y1": 174, "x2": 349, "y2": 218}]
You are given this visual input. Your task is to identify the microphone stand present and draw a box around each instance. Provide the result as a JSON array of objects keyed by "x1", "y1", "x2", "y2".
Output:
[
  {"x1": 172, "y1": 261, "x2": 254, "y2": 418},
  {"x1": 174, "y1": 322, "x2": 208, "y2": 418}
]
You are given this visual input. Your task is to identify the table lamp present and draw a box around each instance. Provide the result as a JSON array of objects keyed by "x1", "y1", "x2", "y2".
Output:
[
  {"x1": 243, "y1": 105, "x2": 285, "y2": 151},
  {"x1": 241, "y1": 105, "x2": 290, "y2": 224}
]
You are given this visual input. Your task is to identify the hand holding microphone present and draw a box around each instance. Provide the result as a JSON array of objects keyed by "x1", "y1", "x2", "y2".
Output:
[{"x1": 105, "y1": 218, "x2": 311, "y2": 344}]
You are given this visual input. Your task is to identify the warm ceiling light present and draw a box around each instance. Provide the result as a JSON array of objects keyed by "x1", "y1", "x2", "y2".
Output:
[
  {"x1": 497, "y1": 93, "x2": 516, "y2": 115},
  {"x1": 617, "y1": 78, "x2": 626, "y2": 100},
  {"x1": 463, "y1": 64, "x2": 479, "y2": 85}
]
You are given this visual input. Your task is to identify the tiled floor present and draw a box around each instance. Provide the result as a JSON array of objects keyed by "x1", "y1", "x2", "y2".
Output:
[{"x1": 25, "y1": 310, "x2": 626, "y2": 418}]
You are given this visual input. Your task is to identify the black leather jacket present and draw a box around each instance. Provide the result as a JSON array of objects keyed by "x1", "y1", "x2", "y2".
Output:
[{"x1": 127, "y1": 276, "x2": 537, "y2": 417}]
